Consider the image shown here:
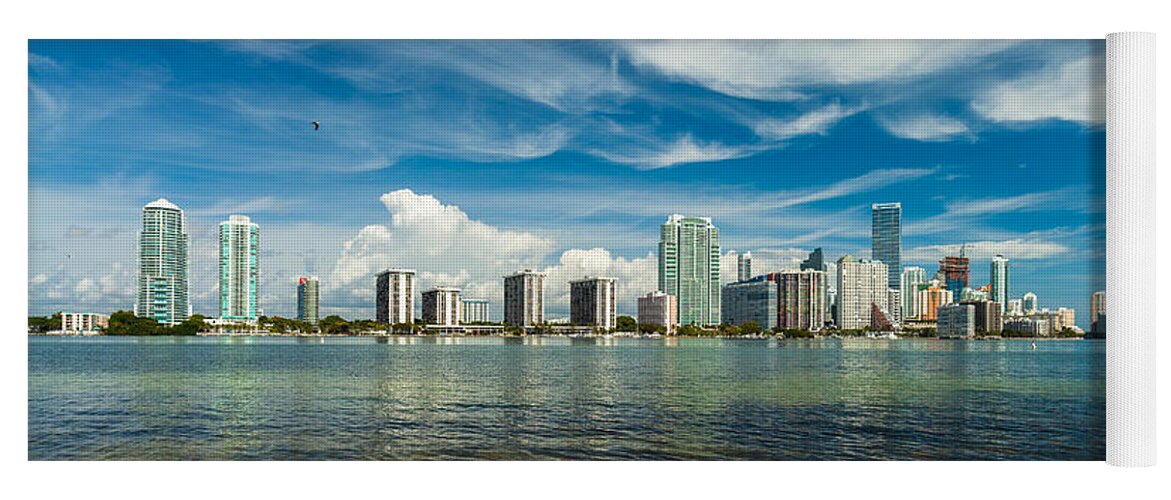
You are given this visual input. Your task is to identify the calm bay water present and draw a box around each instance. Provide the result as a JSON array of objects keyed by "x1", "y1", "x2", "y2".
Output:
[{"x1": 28, "y1": 336, "x2": 1105, "y2": 460}]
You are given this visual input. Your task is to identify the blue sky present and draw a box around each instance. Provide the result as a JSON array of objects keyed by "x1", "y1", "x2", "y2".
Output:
[{"x1": 28, "y1": 40, "x2": 1105, "y2": 327}]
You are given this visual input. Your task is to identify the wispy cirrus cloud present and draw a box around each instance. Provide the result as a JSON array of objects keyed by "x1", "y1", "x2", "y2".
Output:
[
  {"x1": 590, "y1": 133, "x2": 757, "y2": 169},
  {"x1": 875, "y1": 113, "x2": 972, "y2": 142}
]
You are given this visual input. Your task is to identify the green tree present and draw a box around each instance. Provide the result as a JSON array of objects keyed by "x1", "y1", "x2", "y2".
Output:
[
  {"x1": 616, "y1": 315, "x2": 638, "y2": 332},
  {"x1": 739, "y1": 321, "x2": 762, "y2": 335}
]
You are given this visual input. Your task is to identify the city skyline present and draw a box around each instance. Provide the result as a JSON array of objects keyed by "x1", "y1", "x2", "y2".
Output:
[{"x1": 29, "y1": 40, "x2": 1105, "y2": 327}]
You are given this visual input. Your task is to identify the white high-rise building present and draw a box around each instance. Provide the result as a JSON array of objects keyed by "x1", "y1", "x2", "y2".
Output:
[
  {"x1": 422, "y1": 287, "x2": 462, "y2": 326},
  {"x1": 135, "y1": 198, "x2": 190, "y2": 326},
  {"x1": 570, "y1": 277, "x2": 617, "y2": 330},
  {"x1": 900, "y1": 266, "x2": 926, "y2": 319},
  {"x1": 835, "y1": 255, "x2": 889, "y2": 330},
  {"x1": 1090, "y1": 291, "x2": 1106, "y2": 335},
  {"x1": 376, "y1": 269, "x2": 415, "y2": 325},
  {"x1": 504, "y1": 270, "x2": 545, "y2": 326},
  {"x1": 219, "y1": 215, "x2": 260, "y2": 322},
  {"x1": 737, "y1": 252, "x2": 752, "y2": 282},
  {"x1": 462, "y1": 298, "x2": 490, "y2": 324},
  {"x1": 659, "y1": 215, "x2": 720, "y2": 326},
  {"x1": 1022, "y1": 292, "x2": 1038, "y2": 314},
  {"x1": 990, "y1": 255, "x2": 1009, "y2": 313}
]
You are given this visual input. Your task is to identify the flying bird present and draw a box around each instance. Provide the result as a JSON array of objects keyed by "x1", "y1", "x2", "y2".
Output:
[{"x1": 312, "y1": 121, "x2": 320, "y2": 131}]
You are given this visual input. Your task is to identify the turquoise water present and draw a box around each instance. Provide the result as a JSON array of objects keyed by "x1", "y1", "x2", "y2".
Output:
[{"x1": 28, "y1": 336, "x2": 1105, "y2": 460}]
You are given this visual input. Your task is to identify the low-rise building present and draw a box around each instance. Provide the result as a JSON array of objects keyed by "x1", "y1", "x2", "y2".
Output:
[
  {"x1": 60, "y1": 312, "x2": 109, "y2": 334},
  {"x1": 722, "y1": 277, "x2": 778, "y2": 330},
  {"x1": 638, "y1": 291, "x2": 677, "y2": 335},
  {"x1": 1005, "y1": 316, "x2": 1050, "y2": 336},
  {"x1": 461, "y1": 298, "x2": 490, "y2": 324}
]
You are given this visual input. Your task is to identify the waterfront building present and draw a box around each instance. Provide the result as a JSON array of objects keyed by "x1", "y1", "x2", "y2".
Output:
[
  {"x1": 900, "y1": 266, "x2": 926, "y2": 320},
  {"x1": 376, "y1": 269, "x2": 415, "y2": 325},
  {"x1": 835, "y1": 255, "x2": 889, "y2": 330},
  {"x1": 1005, "y1": 316, "x2": 1050, "y2": 336},
  {"x1": 777, "y1": 269, "x2": 827, "y2": 331},
  {"x1": 422, "y1": 287, "x2": 462, "y2": 326},
  {"x1": 135, "y1": 198, "x2": 190, "y2": 326},
  {"x1": 737, "y1": 252, "x2": 752, "y2": 282},
  {"x1": 638, "y1": 291, "x2": 677, "y2": 335},
  {"x1": 1090, "y1": 291, "x2": 1106, "y2": 336},
  {"x1": 462, "y1": 298, "x2": 490, "y2": 324},
  {"x1": 959, "y1": 299, "x2": 1003, "y2": 334},
  {"x1": 219, "y1": 215, "x2": 260, "y2": 322},
  {"x1": 504, "y1": 269, "x2": 545, "y2": 326},
  {"x1": 990, "y1": 255, "x2": 1009, "y2": 313},
  {"x1": 722, "y1": 277, "x2": 778, "y2": 330},
  {"x1": 961, "y1": 286, "x2": 990, "y2": 302},
  {"x1": 887, "y1": 288, "x2": 901, "y2": 324},
  {"x1": 914, "y1": 282, "x2": 954, "y2": 321},
  {"x1": 658, "y1": 214, "x2": 720, "y2": 326},
  {"x1": 937, "y1": 303, "x2": 976, "y2": 338},
  {"x1": 297, "y1": 277, "x2": 319, "y2": 325},
  {"x1": 1056, "y1": 307, "x2": 1076, "y2": 331},
  {"x1": 871, "y1": 203, "x2": 902, "y2": 290},
  {"x1": 1022, "y1": 292, "x2": 1038, "y2": 313},
  {"x1": 570, "y1": 277, "x2": 617, "y2": 330},
  {"x1": 1006, "y1": 299, "x2": 1024, "y2": 316},
  {"x1": 61, "y1": 312, "x2": 109, "y2": 333},
  {"x1": 939, "y1": 246, "x2": 970, "y2": 292}
]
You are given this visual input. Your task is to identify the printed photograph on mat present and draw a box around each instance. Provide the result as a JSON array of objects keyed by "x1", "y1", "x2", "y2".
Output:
[{"x1": 28, "y1": 40, "x2": 1106, "y2": 460}]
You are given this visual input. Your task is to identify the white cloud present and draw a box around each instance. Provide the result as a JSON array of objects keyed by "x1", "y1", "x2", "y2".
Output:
[
  {"x1": 972, "y1": 56, "x2": 1105, "y2": 124},
  {"x1": 875, "y1": 113, "x2": 971, "y2": 142},
  {"x1": 539, "y1": 248, "x2": 658, "y2": 316},
  {"x1": 753, "y1": 103, "x2": 865, "y2": 141},
  {"x1": 591, "y1": 134, "x2": 756, "y2": 169},
  {"x1": 905, "y1": 239, "x2": 1069, "y2": 263},
  {"x1": 324, "y1": 189, "x2": 554, "y2": 316},
  {"x1": 621, "y1": 40, "x2": 1017, "y2": 100}
]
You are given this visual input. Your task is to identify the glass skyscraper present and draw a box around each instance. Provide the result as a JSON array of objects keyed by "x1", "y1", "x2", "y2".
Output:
[
  {"x1": 219, "y1": 214, "x2": 260, "y2": 322},
  {"x1": 659, "y1": 214, "x2": 720, "y2": 326},
  {"x1": 990, "y1": 255, "x2": 1009, "y2": 313},
  {"x1": 871, "y1": 202, "x2": 902, "y2": 290},
  {"x1": 135, "y1": 198, "x2": 190, "y2": 326},
  {"x1": 297, "y1": 276, "x2": 319, "y2": 325}
]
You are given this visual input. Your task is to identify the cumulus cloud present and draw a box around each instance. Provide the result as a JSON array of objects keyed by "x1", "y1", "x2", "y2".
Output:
[{"x1": 971, "y1": 56, "x2": 1105, "y2": 125}]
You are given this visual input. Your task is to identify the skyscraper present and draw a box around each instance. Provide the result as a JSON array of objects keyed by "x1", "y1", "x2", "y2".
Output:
[
  {"x1": 1022, "y1": 292, "x2": 1038, "y2": 314},
  {"x1": 297, "y1": 277, "x2": 319, "y2": 325},
  {"x1": 219, "y1": 214, "x2": 259, "y2": 322},
  {"x1": 939, "y1": 246, "x2": 970, "y2": 293},
  {"x1": 659, "y1": 214, "x2": 721, "y2": 326},
  {"x1": 871, "y1": 203, "x2": 902, "y2": 290},
  {"x1": 914, "y1": 283, "x2": 954, "y2": 321},
  {"x1": 900, "y1": 266, "x2": 926, "y2": 320},
  {"x1": 504, "y1": 269, "x2": 545, "y2": 326},
  {"x1": 801, "y1": 247, "x2": 825, "y2": 272},
  {"x1": 376, "y1": 269, "x2": 415, "y2": 325},
  {"x1": 737, "y1": 252, "x2": 752, "y2": 282},
  {"x1": 570, "y1": 277, "x2": 617, "y2": 330},
  {"x1": 835, "y1": 255, "x2": 889, "y2": 330},
  {"x1": 422, "y1": 287, "x2": 462, "y2": 326},
  {"x1": 135, "y1": 198, "x2": 190, "y2": 326},
  {"x1": 777, "y1": 269, "x2": 827, "y2": 331},
  {"x1": 1091, "y1": 291, "x2": 1106, "y2": 336},
  {"x1": 990, "y1": 254, "x2": 1009, "y2": 313}
]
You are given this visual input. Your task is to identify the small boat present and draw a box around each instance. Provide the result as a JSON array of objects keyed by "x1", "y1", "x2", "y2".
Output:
[{"x1": 1031, "y1": 342, "x2": 1037, "y2": 350}]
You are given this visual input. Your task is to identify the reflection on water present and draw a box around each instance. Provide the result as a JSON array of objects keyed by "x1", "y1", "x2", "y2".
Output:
[{"x1": 28, "y1": 336, "x2": 1105, "y2": 460}]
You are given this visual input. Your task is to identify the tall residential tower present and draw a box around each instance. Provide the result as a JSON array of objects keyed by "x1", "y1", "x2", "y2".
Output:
[
  {"x1": 504, "y1": 270, "x2": 545, "y2": 326},
  {"x1": 219, "y1": 215, "x2": 260, "y2": 322},
  {"x1": 297, "y1": 277, "x2": 319, "y2": 325},
  {"x1": 659, "y1": 214, "x2": 720, "y2": 326},
  {"x1": 990, "y1": 254, "x2": 1009, "y2": 313},
  {"x1": 135, "y1": 198, "x2": 190, "y2": 326},
  {"x1": 376, "y1": 269, "x2": 415, "y2": 325}
]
